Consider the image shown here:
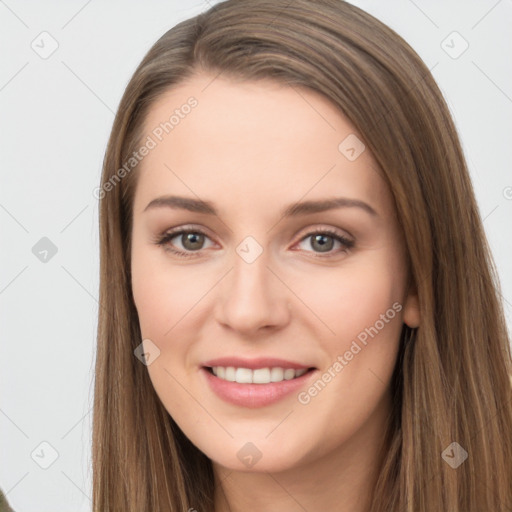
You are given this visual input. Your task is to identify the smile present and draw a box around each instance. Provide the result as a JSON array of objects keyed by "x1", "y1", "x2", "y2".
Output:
[{"x1": 207, "y1": 366, "x2": 309, "y2": 383}]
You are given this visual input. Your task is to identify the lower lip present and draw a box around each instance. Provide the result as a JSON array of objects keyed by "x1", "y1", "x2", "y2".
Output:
[{"x1": 201, "y1": 367, "x2": 316, "y2": 408}]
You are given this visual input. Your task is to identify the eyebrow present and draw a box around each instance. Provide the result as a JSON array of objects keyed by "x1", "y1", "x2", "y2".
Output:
[{"x1": 143, "y1": 195, "x2": 378, "y2": 217}]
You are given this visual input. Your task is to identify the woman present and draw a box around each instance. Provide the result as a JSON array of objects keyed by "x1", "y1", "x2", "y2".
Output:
[{"x1": 91, "y1": 0, "x2": 512, "y2": 510}]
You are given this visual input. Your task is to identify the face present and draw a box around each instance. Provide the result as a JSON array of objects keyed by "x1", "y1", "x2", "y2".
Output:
[{"x1": 130, "y1": 72, "x2": 420, "y2": 474}]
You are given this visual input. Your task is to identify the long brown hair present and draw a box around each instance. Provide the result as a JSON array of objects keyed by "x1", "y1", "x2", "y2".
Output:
[{"x1": 93, "y1": 1, "x2": 512, "y2": 510}]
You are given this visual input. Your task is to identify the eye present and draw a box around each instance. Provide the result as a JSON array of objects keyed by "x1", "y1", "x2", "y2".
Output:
[
  {"x1": 153, "y1": 226, "x2": 354, "y2": 259},
  {"x1": 154, "y1": 227, "x2": 214, "y2": 258},
  {"x1": 295, "y1": 229, "x2": 354, "y2": 257}
]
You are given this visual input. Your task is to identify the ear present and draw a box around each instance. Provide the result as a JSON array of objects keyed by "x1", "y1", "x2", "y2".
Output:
[{"x1": 402, "y1": 285, "x2": 420, "y2": 328}]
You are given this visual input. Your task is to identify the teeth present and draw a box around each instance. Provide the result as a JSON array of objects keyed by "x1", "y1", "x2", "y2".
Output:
[
  {"x1": 236, "y1": 367, "x2": 252, "y2": 383},
  {"x1": 253, "y1": 368, "x2": 270, "y2": 384},
  {"x1": 210, "y1": 366, "x2": 308, "y2": 384}
]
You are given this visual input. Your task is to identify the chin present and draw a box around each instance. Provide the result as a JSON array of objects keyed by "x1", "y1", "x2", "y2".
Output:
[{"x1": 202, "y1": 438, "x2": 311, "y2": 474}]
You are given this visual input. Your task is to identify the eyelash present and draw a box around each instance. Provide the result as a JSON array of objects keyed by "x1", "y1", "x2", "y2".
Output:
[{"x1": 153, "y1": 225, "x2": 355, "y2": 260}]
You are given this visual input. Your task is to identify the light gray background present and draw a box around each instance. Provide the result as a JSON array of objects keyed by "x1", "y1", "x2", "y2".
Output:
[{"x1": 1, "y1": 0, "x2": 511, "y2": 510}]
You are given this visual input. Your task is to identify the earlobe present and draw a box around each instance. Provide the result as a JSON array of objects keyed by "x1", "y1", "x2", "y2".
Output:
[{"x1": 403, "y1": 292, "x2": 420, "y2": 328}]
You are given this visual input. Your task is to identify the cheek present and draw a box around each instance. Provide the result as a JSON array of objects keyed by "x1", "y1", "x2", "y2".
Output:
[
  {"x1": 131, "y1": 250, "x2": 196, "y2": 412},
  {"x1": 131, "y1": 271, "x2": 169, "y2": 339},
  {"x1": 131, "y1": 242, "x2": 200, "y2": 337},
  {"x1": 292, "y1": 254, "x2": 405, "y2": 401},
  {"x1": 131, "y1": 244, "x2": 213, "y2": 389},
  {"x1": 292, "y1": 256, "x2": 404, "y2": 345},
  {"x1": 293, "y1": 260, "x2": 404, "y2": 429}
]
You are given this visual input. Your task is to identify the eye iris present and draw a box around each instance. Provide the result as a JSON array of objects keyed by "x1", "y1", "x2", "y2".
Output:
[
  {"x1": 182, "y1": 232, "x2": 204, "y2": 250},
  {"x1": 311, "y1": 234, "x2": 334, "y2": 252}
]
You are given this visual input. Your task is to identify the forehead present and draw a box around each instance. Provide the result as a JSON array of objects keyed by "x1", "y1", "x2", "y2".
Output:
[{"x1": 133, "y1": 73, "x2": 392, "y2": 219}]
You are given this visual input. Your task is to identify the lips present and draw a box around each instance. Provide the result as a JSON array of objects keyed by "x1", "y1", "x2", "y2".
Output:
[{"x1": 201, "y1": 356, "x2": 317, "y2": 408}]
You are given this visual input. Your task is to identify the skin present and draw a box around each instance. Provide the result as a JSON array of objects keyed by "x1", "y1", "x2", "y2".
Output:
[{"x1": 130, "y1": 72, "x2": 420, "y2": 512}]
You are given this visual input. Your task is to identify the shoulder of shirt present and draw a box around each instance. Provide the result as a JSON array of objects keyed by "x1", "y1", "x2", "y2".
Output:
[{"x1": 0, "y1": 489, "x2": 15, "y2": 512}]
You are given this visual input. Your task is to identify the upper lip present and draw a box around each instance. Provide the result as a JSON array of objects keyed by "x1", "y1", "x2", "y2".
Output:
[{"x1": 202, "y1": 357, "x2": 314, "y2": 370}]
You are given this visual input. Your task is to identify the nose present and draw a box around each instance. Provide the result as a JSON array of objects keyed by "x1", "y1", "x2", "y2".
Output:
[{"x1": 214, "y1": 246, "x2": 291, "y2": 336}]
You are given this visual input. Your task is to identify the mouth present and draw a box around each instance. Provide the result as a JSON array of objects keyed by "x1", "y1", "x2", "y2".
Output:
[{"x1": 200, "y1": 359, "x2": 318, "y2": 408}]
